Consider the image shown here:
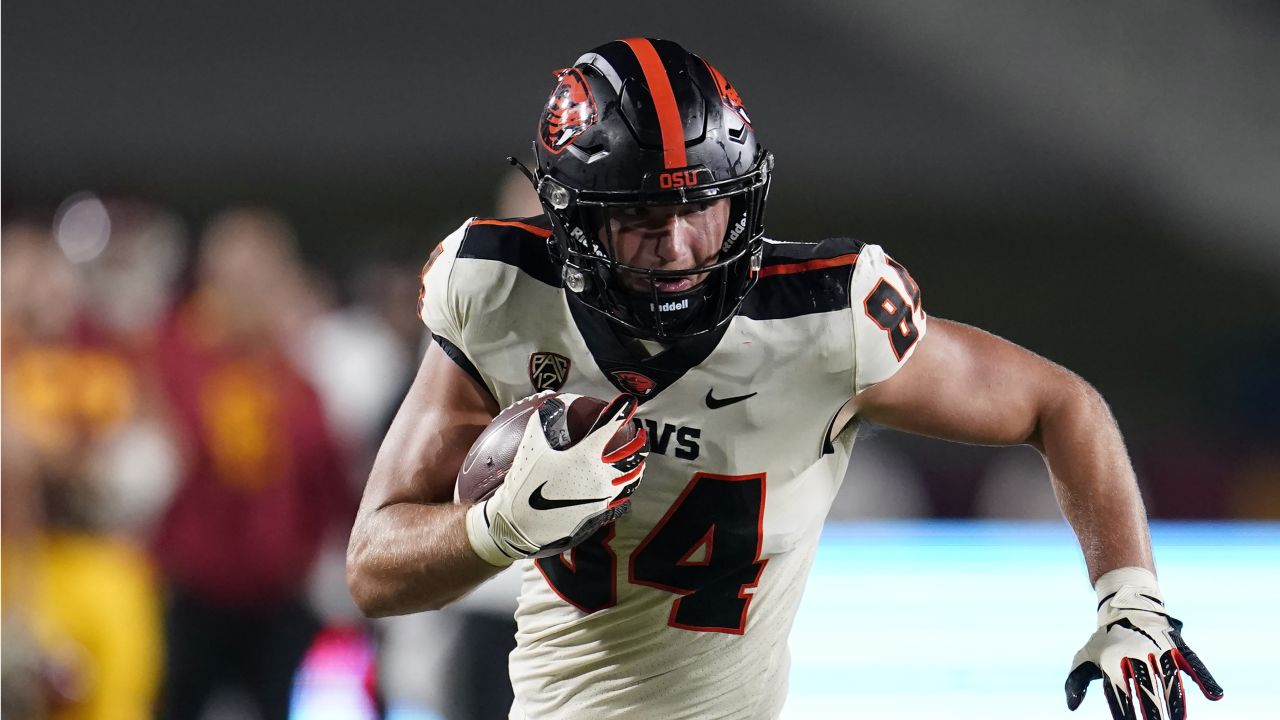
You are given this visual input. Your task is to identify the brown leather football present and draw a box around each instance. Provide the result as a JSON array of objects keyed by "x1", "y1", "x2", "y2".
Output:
[{"x1": 454, "y1": 393, "x2": 636, "y2": 503}]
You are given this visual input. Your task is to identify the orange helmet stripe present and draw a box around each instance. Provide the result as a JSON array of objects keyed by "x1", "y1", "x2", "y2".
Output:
[{"x1": 622, "y1": 37, "x2": 687, "y2": 170}]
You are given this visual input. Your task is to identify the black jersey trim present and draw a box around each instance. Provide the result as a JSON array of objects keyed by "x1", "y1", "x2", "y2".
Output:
[
  {"x1": 431, "y1": 333, "x2": 496, "y2": 404},
  {"x1": 456, "y1": 216, "x2": 562, "y2": 288},
  {"x1": 820, "y1": 408, "x2": 840, "y2": 457},
  {"x1": 739, "y1": 237, "x2": 865, "y2": 320},
  {"x1": 566, "y1": 295, "x2": 730, "y2": 403},
  {"x1": 760, "y1": 236, "x2": 865, "y2": 267}
]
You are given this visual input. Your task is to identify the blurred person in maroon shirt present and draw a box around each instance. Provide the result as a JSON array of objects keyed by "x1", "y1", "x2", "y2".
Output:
[
  {"x1": 150, "y1": 207, "x2": 356, "y2": 720},
  {"x1": 1, "y1": 218, "x2": 174, "y2": 720}
]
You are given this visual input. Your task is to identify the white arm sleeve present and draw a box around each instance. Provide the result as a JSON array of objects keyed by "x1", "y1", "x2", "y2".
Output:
[{"x1": 850, "y1": 244, "x2": 928, "y2": 393}]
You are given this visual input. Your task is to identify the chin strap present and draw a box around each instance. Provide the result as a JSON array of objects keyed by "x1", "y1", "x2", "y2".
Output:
[{"x1": 615, "y1": 282, "x2": 710, "y2": 338}]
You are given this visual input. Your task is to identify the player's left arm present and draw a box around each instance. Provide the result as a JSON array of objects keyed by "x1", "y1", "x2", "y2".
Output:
[
  {"x1": 850, "y1": 317, "x2": 1223, "y2": 719},
  {"x1": 851, "y1": 317, "x2": 1149, "y2": 581}
]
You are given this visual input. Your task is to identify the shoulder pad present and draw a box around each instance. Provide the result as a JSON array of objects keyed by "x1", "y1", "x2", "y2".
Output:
[
  {"x1": 457, "y1": 216, "x2": 561, "y2": 288},
  {"x1": 741, "y1": 238, "x2": 865, "y2": 320},
  {"x1": 759, "y1": 236, "x2": 865, "y2": 269}
]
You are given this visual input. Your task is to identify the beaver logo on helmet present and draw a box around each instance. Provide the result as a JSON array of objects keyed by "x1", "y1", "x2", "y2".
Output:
[
  {"x1": 703, "y1": 60, "x2": 752, "y2": 129},
  {"x1": 539, "y1": 68, "x2": 598, "y2": 154}
]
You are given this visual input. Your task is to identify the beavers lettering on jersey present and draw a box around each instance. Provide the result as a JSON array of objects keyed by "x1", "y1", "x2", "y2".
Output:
[{"x1": 634, "y1": 418, "x2": 701, "y2": 461}]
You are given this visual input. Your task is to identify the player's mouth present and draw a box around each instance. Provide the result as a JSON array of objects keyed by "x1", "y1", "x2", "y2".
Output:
[
  {"x1": 619, "y1": 269, "x2": 708, "y2": 294},
  {"x1": 652, "y1": 277, "x2": 696, "y2": 292}
]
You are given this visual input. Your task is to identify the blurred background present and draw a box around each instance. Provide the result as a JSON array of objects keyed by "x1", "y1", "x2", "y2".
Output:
[{"x1": 3, "y1": 2, "x2": 1277, "y2": 719}]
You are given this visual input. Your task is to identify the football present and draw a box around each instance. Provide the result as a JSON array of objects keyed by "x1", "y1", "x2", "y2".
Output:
[{"x1": 455, "y1": 392, "x2": 637, "y2": 503}]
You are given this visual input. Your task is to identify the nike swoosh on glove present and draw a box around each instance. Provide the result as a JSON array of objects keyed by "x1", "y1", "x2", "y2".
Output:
[
  {"x1": 1065, "y1": 567, "x2": 1223, "y2": 720},
  {"x1": 465, "y1": 393, "x2": 648, "y2": 566}
]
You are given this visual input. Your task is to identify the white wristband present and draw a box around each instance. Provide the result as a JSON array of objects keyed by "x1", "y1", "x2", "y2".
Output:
[
  {"x1": 1094, "y1": 566, "x2": 1161, "y2": 602},
  {"x1": 465, "y1": 502, "x2": 516, "y2": 568}
]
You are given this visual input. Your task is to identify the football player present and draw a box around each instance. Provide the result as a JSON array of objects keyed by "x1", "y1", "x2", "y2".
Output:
[{"x1": 347, "y1": 38, "x2": 1221, "y2": 720}]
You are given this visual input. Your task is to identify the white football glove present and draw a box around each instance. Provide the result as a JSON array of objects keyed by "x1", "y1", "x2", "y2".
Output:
[
  {"x1": 465, "y1": 393, "x2": 648, "y2": 567},
  {"x1": 1065, "y1": 567, "x2": 1223, "y2": 720}
]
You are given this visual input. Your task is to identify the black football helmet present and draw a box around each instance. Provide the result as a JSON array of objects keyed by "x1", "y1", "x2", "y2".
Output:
[{"x1": 526, "y1": 37, "x2": 773, "y2": 340}]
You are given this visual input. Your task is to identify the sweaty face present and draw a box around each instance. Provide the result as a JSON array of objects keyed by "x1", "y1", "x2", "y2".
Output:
[{"x1": 603, "y1": 198, "x2": 730, "y2": 293}]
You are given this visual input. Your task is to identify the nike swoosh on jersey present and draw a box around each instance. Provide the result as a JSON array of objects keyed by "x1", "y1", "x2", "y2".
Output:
[
  {"x1": 704, "y1": 389, "x2": 758, "y2": 409},
  {"x1": 529, "y1": 482, "x2": 608, "y2": 510}
]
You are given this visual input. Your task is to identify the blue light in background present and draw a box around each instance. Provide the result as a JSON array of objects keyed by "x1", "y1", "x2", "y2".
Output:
[
  {"x1": 290, "y1": 626, "x2": 379, "y2": 720},
  {"x1": 784, "y1": 521, "x2": 1279, "y2": 719}
]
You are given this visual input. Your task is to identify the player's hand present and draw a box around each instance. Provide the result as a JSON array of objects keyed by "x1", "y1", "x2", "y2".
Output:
[
  {"x1": 465, "y1": 393, "x2": 648, "y2": 565},
  {"x1": 1065, "y1": 567, "x2": 1222, "y2": 720}
]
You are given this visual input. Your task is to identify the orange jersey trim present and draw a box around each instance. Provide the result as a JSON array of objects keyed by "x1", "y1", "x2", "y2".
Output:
[
  {"x1": 623, "y1": 38, "x2": 687, "y2": 170},
  {"x1": 469, "y1": 219, "x2": 553, "y2": 238},
  {"x1": 757, "y1": 253, "x2": 859, "y2": 279}
]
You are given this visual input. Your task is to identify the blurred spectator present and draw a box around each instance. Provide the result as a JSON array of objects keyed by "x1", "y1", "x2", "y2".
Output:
[
  {"x1": 276, "y1": 258, "x2": 424, "y2": 626},
  {"x1": 74, "y1": 197, "x2": 189, "y2": 347},
  {"x1": 149, "y1": 208, "x2": 356, "y2": 720},
  {"x1": 275, "y1": 260, "x2": 414, "y2": 463},
  {"x1": 269, "y1": 253, "x2": 420, "y2": 716},
  {"x1": 2, "y1": 219, "x2": 174, "y2": 720}
]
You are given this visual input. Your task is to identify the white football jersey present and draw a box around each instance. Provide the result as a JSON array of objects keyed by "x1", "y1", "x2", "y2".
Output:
[{"x1": 419, "y1": 216, "x2": 927, "y2": 720}]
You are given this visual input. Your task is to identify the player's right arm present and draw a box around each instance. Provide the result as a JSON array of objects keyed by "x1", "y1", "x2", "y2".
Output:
[
  {"x1": 346, "y1": 339, "x2": 503, "y2": 617},
  {"x1": 348, "y1": 221, "x2": 648, "y2": 617}
]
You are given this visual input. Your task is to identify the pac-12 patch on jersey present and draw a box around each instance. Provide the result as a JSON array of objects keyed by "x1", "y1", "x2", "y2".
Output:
[{"x1": 528, "y1": 352, "x2": 571, "y2": 392}]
